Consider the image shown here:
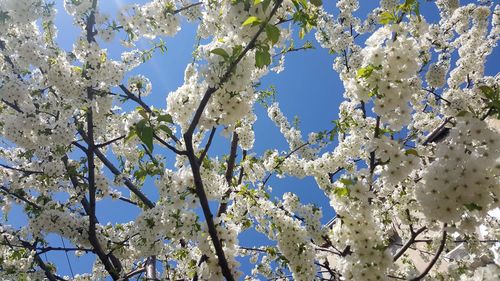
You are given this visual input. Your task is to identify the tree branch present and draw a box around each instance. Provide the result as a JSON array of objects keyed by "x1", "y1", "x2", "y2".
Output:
[
  {"x1": 393, "y1": 226, "x2": 427, "y2": 262},
  {"x1": 198, "y1": 127, "x2": 217, "y2": 165},
  {"x1": 216, "y1": 132, "x2": 239, "y2": 217},
  {"x1": 409, "y1": 226, "x2": 447, "y2": 281},
  {"x1": 182, "y1": 1, "x2": 284, "y2": 279},
  {"x1": 262, "y1": 141, "x2": 310, "y2": 186},
  {"x1": 0, "y1": 186, "x2": 41, "y2": 210}
]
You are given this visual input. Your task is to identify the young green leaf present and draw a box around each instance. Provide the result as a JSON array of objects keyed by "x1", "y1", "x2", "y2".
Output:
[
  {"x1": 479, "y1": 85, "x2": 497, "y2": 99},
  {"x1": 265, "y1": 24, "x2": 280, "y2": 45},
  {"x1": 339, "y1": 178, "x2": 354, "y2": 186},
  {"x1": 356, "y1": 64, "x2": 381, "y2": 79},
  {"x1": 261, "y1": 0, "x2": 271, "y2": 11},
  {"x1": 298, "y1": 0, "x2": 307, "y2": 8},
  {"x1": 255, "y1": 49, "x2": 271, "y2": 68},
  {"x1": 464, "y1": 202, "x2": 483, "y2": 211},
  {"x1": 137, "y1": 125, "x2": 154, "y2": 152},
  {"x1": 404, "y1": 149, "x2": 419, "y2": 157},
  {"x1": 210, "y1": 48, "x2": 230, "y2": 59},
  {"x1": 158, "y1": 125, "x2": 173, "y2": 137},
  {"x1": 379, "y1": 11, "x2": 396, "y2": 25},
  {"x1": 310, "y1": 0, "x2": 322, "y2": 7},
  {"x1": 299, "y1": 27, "x2": 305, "y2": 39},
  {"x1": 242, "y1": 16, "x2": 261, "y2": 26},
  {"x1": 157, "y1": 113, "x2": 173, "y2": 124},
  {"x1": 125, "y1": 130, "x2": 137, "y2": 142},
  {"x1": 333, "y1": 187, "x2": 350, "y2": 197}
]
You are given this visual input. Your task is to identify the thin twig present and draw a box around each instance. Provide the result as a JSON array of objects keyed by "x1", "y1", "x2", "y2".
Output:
[
  {"x1": 96, "y1": 135, "x2": 126, "y2": 148},
  {"x1": 198, "y1": 127, "x2": 217, "y2": 164},
  {"x1": 262, "y1": 141, "x2": 310, "y2": 186}
]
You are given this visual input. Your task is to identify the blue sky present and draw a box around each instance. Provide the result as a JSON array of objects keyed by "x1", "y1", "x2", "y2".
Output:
[{"x1": 4, "y1": 0, "x2": 500, "y2": 279}]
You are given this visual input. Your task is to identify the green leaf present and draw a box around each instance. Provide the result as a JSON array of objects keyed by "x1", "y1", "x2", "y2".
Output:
[
  {"x1": 379, "y1": 11, "x2": 396, "y2": 25},
  {"x1": 137, "y1": 124, "x2": 154, "y2": 152},
  {"x1": 479, "y1": 85, "x2": 496, "y2": 99},
  {"x1": 137, "y1": 107, "x2": 148, "y2": 119},
  {"x1": 356, "y1": 64, "x2": 381, "y2": 79},
  {"x1": 310, "y1": 0, "x2": 322, "y2": 6},
  {"x1": 0, "y1": 10, "x2": 10, "y2": 24},
  {"x1": 157, "y1": 113, "x2": 173, "y2": 124},
  {"x1": 255, "y1": 49, "x2": 271, "y2": 68},
  {"x1": 298, "y1": 27, "x2": 305, "y2": 39},
  {"x1": 262, "y1": 0, "x2": 271, "y2": 11},
  {"x1": 464, "y1": 203, "x2": 482, "y2": 211},
  {"x1": 333, "y1": 187, "x2": 350, "y2": 197},
  {"x1": 158, "y1": 125, "x2": 173, "y2": 137},
  {"x1": 339, "y1": 178, "x2": 353, "y2": 186},
  {"x1": 400, "y1": 0, "x2": 417, "y2": 13},
  {"x1": 145, "y1": 217, "x2": 155, "y2": 227},
  {"x1": 414, "y1": 1, "x2": 421, "y2": 22},
  {"x1": 490, "y1": 100, "x2": 500, "y2": 110},
  {"x1": 242, "y1": 16, "x2": 261, "y2": 26},
  {"x1": 404, "y1": 149, "x2": 419, "y2": 157},
  {"x1": 210, "y1": 48, "x2": 230, "y2": 59},
  {"x1": 254, "y1": 0, "x2": 263, "y2": 5},
  {"x1": 232, "y1": 45, "x2": 243, "y2": 58},
  {"x1": 265, "y1": 24, "x2": 280, "y2": 45},
  {"x1": 125, "y1": 130, "x2": 137, "y2": 142}
]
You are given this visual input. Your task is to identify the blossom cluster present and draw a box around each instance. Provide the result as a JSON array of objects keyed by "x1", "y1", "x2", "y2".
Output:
[{"x1": 0, "y1": 0, "x2": 499, "y2": 280}]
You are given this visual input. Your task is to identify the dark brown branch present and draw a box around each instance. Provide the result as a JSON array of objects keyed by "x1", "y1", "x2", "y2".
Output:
[
  {"x1": 184, "y1": 0, "x2": 284, "y2": 138},
  {"x1": 124, "y1": 267, "x2": 146, "y2": 279},
  {"x1": 118, "y1": 196, "x2": 139, "y2": 206},
  {"x1": 368, "y1": 116, "x2": 381, "y2": 193},
  {"x1": 96, "y1": 135, "x2": 126, "y2": 148},
  {"x1": 387, "y1": 274, "x2": 407, "y2": 280},
  {"x1": 198, "y1": 127, "x2": 217, "y2": 165},
  {"x1": 0, "y1": 186, "x2": 41, "y2": 210},
  {"x1": 78, "y1": 129, "x2": 155, "y2": 209},
  {"x1": 119, "y1": 85, "x2": 152, "y2": 113},
  {"x1": 214, "y1": 137, "x2": 240, "y2": 217},
  {"x1": 423, "y1": 88, "x2": 451, "y2": 105},
  {"x1": 72, "y1": 141, "x2": 88, "y2": 152},
  {"x1": 84, "y1": 2, "x2": 125, "y2": 278},
  {"x1": 119, "y1": 84, "x2": 181, "y2": 144},
  {"x1": 3, "y1": 236, "x2": 65, "y2": 281},
  {"x1": 153, "y1": 133, "x2": 187, "y2": 155},
  {"x1": 409, "y1": 226, "x2": 448, "y2": 281},
  {"x1": 184, "y1": 134, "x2": 234, "y2": 280},
  {"x1": 224, "y1": 132, "x2": 239, "y2": 185},
  {"x1": 182, "y1": 1, "x2": 284, "y2": 279},
  {"x1": 93, "y1": 146, "x2": 155, "y2": 209},
  {"x1": 33, "y1": 255, "x2": 66, "y2": 281},
  {"x1": 393, "y1": 226, "x2": 427, "y2": 262},
  {"x1": 422, "y1": 117, "x2": 452, "y2": 145},
  {"x1": 1, "y1": 99, "x2": 23, "y2": 113},
  {"x1": 360, "y1": 100, "x2": 366, "y2": 118},
  {"x1": 172, "y1": 2, "x2": 203, "y2": 14},
  {"x1": 36, "y1": 246, "x2": 94, "y2": 255},
  {"x1": 237, "y1": 150, "x2": 247, "y2": 185},
  {"x1": 0, "y1": 163, "x2": 43, "y2": 175}
]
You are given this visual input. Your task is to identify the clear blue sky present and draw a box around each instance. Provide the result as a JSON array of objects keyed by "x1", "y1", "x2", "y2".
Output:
[{"x1": 5, "y1": 0, "x2": 499, "y2": 279}]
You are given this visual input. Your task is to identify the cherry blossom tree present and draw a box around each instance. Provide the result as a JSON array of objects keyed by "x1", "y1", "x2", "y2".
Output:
[{"x1": 0, "y1": 0, "x2": 499, "y2": 280}]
